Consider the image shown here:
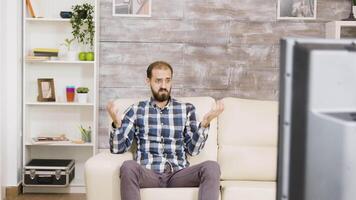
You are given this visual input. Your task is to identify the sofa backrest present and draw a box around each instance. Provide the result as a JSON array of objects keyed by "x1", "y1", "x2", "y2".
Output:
[
  {"x1": 218, "y1": 97, "x2": 278, "y2": 181},
  {"x1": 111, "y1": 97, "x2": 218, "y2": 166}
]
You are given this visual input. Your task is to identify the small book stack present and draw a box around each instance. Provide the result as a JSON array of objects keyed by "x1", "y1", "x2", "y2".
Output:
[
  {"x1": 33, "y1": 48, "x2": 59, "y2": 57},
  {"x1": 26, "y1": 48, "x2": 59, "y2": 62},
  {"x1": 32, "y1": 135, "x2": 70, "y2": 144},
  {"x1": 25, "y1": 55, "x2": 49, "y2": 61}
]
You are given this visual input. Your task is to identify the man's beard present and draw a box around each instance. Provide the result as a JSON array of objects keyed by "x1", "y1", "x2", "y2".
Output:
[{"x1": 151, "y1": 87, "x2": 171, "y2": 102}]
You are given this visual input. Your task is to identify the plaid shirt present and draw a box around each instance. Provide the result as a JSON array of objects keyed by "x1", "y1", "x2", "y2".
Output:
[{"x1": 110, "y1": 98, "x2": 209, "y2": 173}]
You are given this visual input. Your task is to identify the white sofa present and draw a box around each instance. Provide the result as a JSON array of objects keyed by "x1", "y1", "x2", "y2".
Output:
[{"x1": 85, "y1": 97, "x2": 278, "y2": 200}]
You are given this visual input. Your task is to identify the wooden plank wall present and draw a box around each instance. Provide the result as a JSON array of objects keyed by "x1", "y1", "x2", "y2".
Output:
[{"x1": 98, "y1": 0, "x2": 354, "y2": 148}]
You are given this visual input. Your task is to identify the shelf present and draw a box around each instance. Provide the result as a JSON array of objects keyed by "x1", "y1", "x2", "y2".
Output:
[
  {"x1": 26, "y1": 102, "x2": 94, "y2": 106},
  {"x1": 25, "y1": 60, "x2": 95, "y2": 64},
  {"x1": 25, "y1": 18, "x2": 70, "y2": 22},
  {"x1": 23, "y1": 0, "x2": 98, "y2": 194},
  {"x1": 326, "y1": 21, "x2": 356, "y2": 39},
  {"x1": 25, "y1": 143, "x2": 94, "y2": 147}
]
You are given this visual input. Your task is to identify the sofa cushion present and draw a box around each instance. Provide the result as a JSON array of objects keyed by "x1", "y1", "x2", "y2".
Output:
[
  {"x1": 218, "y1": 98, "x2": 278, "y2": 180},
  {"x1": 141, "y1": 188, "x2": 198, "y2": 200},
  {"x1": 141, "y1": 187, "x2": 222, "y2": 200},
  {"x1": 110, "y1": 97, "x2": 218, "y2": 165},
  {"x1": 221, "y1": 181, "x2": 276, "y2": 200},
  {"x1": 219, "y1": 145, "x2": 277, "y2": 181}
]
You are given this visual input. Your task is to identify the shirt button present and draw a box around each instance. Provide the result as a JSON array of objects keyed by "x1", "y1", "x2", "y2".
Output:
[{"x1": 161, "y1": 123, "x2": 164, "y2": 125}]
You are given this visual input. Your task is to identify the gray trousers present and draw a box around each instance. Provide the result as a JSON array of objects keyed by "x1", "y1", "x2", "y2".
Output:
[{"x1": 120, "y1": 160, "x2": 221, "y2": 200}]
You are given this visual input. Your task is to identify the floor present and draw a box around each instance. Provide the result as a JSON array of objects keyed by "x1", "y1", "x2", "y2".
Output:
[{"x1": 7, "y1": 194, "x2": 86, "y2": 200}]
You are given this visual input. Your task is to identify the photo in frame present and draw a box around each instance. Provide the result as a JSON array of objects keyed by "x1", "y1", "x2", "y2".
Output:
[
  {"x1": 277, "y1": 0, "x2": 317, "y2": 20},
  {"x1": 113, "y1": 0, "x2": 151, "y2": 17},
  {"x1": 37, "y1": 78, "x2": 56, "y2": 102}
]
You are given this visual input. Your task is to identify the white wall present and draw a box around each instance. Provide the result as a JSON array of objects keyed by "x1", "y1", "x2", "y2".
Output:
[
  {"x1": 0, "y1": 0, "x2": 6, "y2": 198},
  {"x1": 1, "y1": 0, "x2": 23, "y2": 188},
  {"x1": 0, "y1": 1, "x2": 4, "y2": 199}
]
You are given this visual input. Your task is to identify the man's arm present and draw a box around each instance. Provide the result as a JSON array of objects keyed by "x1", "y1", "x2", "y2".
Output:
[
  {"x1": 184, "y1": 101, "x2": 224, "y2": 156},
  {"x1": 107, "y1": 102, "x2": 137, "y2": 154}
]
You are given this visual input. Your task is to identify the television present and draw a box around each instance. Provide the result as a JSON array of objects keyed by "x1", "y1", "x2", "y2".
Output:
[{"x1": 277, "y1": 38, "x2": 356, "y2": 200}]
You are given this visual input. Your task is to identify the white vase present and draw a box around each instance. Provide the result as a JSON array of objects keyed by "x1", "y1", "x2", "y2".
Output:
[
  {"x1": 77, "y1": 93, "x2": 88, "y2": 103},
  {"x1": 66, "y1": 51, "x2": 78, "y2": 61},
  {"x1": 353, "y1": 6, "x2": 356, "y2": 17}
]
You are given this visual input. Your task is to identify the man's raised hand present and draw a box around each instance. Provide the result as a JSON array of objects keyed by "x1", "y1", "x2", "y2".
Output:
[
  {"x1": 201, "y1": 100, "x2": 224, "y2": 128},
  {"x1": 106, "y1": 100, "x2": 122, "y2": 128}
]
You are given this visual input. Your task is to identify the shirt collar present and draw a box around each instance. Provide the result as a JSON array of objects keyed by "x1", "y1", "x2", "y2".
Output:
[{"x1": 149, "y1": 96, "x2": 172, "y2": 110}]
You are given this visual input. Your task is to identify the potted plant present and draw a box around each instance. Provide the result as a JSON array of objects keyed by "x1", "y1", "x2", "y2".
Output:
[
  {"x1": 61, "y1": 38, "x2": 77, "y2": 60},
  {"x1": 76, "y1": 87, "x2": 89, "y2": 103},
  {"x1": 79, "y1": 125, "x2": 91, "y2": 143},
  {"x1": 70, "y1": 3, "x2": 95, "y2": 61}
]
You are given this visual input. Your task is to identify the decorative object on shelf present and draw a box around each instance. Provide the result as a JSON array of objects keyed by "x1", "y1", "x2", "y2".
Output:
[
  {"x1": 113, "y1": 0, "x2": 152, "y2": 17},
  {"x1": 24, "y1": 159, "x2": 75, "y2": 187},
  {"x1": 78, "y1": 52, "x2": 86, "y2": 61},
  {"x1": 70, "y1": 3, "x2": 95, "y2": 61},
  {"x1": 343, "y1": 0, "x2": 356, "y2": 21},
  {"x1": 86, "y1": 52, "x2": 94, "y2": 61},
  {"x1": 32, "y1": 134, "x2": 69, "y2": 144},
  {"x1": 76, "y1": 87, "x2": 89, "y2": 103},
  {"x1": 25, "y1": 0, "x2": 36, "y2": 18},
  {"x1": 37, "y1": 78, "x2": 56, "y2": 102},
  {"x1": 60, "y1": 11, "x2": 72, "y2": 19},
  {"x1": 79, "y1": 125, "x2": 91, "y2": 143},
  {"x1": 66, "y1": 86, "x2": 75, "y2": 102},
  {"x1": 61, "y1": 38, "x2": 77, "y2": 61},
  {"x1": 78, "y1": 52, "x2": 95, "y2": 61},
  {"x1": 277, "y1": 0, "x2": 316, "y2": 20}
]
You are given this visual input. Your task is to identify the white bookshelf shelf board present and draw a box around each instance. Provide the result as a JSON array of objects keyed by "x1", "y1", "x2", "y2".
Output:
[
  {"x1": 25, "y1": 18, "x2": 70, "y2": 22},
  {"x1": 26, "y1": 102, "x2": 94, "y2": 106},
  {"x1": 25, "y1": 143, "x2": 94, "y2": 147},
  {"x1": 25, "y1": 60, "x2": 95, "y2": 64}
]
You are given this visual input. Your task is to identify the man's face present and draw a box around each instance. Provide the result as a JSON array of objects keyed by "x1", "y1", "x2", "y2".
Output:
[{"x1": 147, "y1": 68, "x2": 172, "y2": 102}]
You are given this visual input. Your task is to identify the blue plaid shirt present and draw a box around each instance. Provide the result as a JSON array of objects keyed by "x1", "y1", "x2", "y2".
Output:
[{"x1": 110, "y1": 98, "x2": 209, "y2": 173}]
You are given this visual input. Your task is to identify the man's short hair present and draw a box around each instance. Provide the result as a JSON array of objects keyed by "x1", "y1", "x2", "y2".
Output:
[{"x1": 147, "y1": 61, "x2": 173, "y2": 78}]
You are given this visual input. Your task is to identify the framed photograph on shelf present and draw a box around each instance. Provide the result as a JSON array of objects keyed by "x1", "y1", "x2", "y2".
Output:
[
  {"x1": 277, "y1": 0, "x2": 317, "y2": 20},
  {"x1": 37, "y1": 78, "x2": 56, "y2": 102},
  {"x1": 113, "y1": 0, "x2": 152, "y2": 17}
]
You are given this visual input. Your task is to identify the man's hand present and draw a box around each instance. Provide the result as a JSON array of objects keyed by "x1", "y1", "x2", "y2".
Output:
[
  {"x1": 106, "y1": 100, "x2": 122, "y2": 128},
  {"x1": 201, "y1": 100, "x2": 224, "y2": 128}
]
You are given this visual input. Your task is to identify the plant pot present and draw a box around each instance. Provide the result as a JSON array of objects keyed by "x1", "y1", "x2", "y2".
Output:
[
  {"x1": 353, "y1": 6, "x2": 356, "y2": 17},
  {"x1": 86, "y1": 52, "x2": 94, "y2": 61},
  {"x1": 81, "y1": 130, "x2": 91, "y2": 143},
  {"x1": 78, "y1": 52, "x2": 87, "y2": 61},
  {"x1": 60, "y1": 11, "x2": 72, "y2": 19},
  {"x1": 77, "y1": 93, "x2": 88, "y2": 103},
  {"x1": 66, "y1": 51, "x2": 78, "y2": 61}
]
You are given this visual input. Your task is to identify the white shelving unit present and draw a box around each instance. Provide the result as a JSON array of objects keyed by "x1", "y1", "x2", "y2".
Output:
[
  {"x1": 326, "y1": 21, "x2": 356, "y2": 39},
  {"x1": 22, "y1": 0, "x2": 99, "y2": 193}
]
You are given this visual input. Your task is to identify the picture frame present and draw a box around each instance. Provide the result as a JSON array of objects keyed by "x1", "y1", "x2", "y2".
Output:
[
  {"x1": 113, "y1": 0, "x2": 152, "y2": 17},
  {"x1": 277, "y1": 0, "x2": 317, "y2": 20},
  {"x1": 37, "y1": 78, "x2": 56, "y2": 102}
]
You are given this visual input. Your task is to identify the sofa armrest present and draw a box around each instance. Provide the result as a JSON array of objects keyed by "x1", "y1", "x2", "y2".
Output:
[{"x1": 85, "y1": 151, "x2": 133, "y2": 200}]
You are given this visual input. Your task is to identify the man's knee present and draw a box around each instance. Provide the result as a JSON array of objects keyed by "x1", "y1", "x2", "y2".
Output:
[
  {"x1": 201, "y1": 160, "x2": 221, "y2": 179},
  {"x1": 120, "y1": 160, "x2": 139, "y2": 176}
]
